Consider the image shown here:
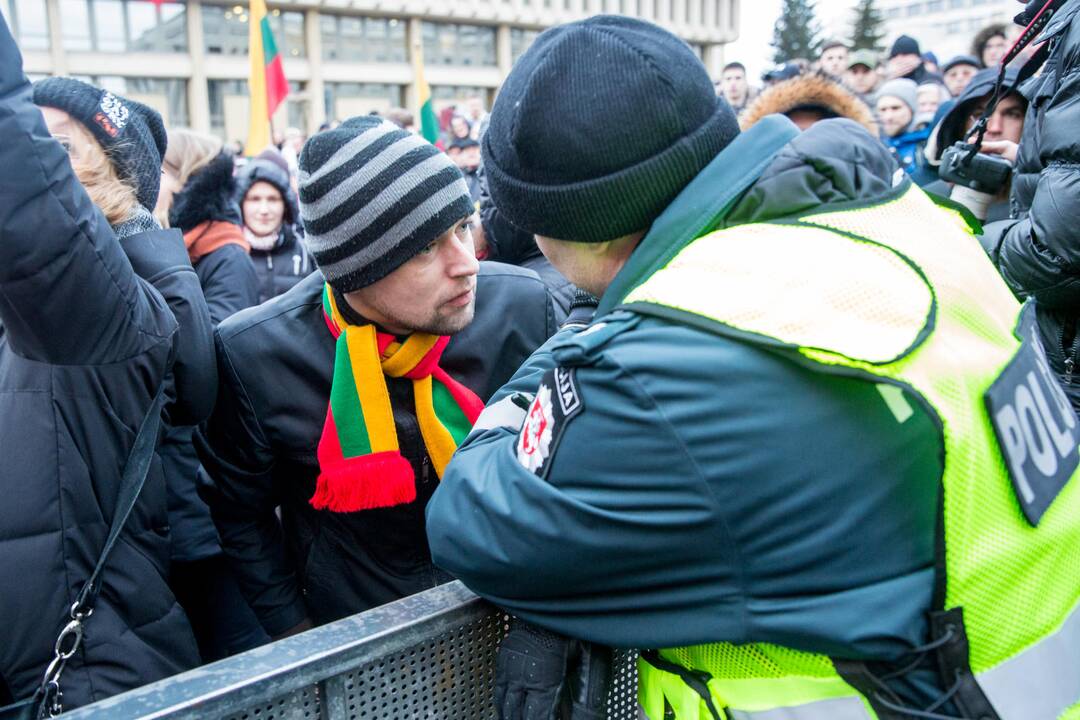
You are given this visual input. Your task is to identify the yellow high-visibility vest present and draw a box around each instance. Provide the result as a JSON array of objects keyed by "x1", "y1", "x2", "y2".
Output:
[{"x1": 625, "y1": 184, "x2": 1080, "y2": 720}]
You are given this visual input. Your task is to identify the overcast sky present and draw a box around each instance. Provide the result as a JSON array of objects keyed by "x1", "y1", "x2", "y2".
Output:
[{"x1": 726, "y1": 0, "x2": 860, "y2": 81}]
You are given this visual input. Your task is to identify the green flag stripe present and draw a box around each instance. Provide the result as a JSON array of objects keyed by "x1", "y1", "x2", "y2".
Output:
[
  {"x1": 432, "y1": 381, "x2": 472, "y2": 446},
  {"x1": 329, "y1": 335, "x2": 372, "y2": 457},
  {"x1": 260, "y1": 17, "x2": 279, "y2": 63}
]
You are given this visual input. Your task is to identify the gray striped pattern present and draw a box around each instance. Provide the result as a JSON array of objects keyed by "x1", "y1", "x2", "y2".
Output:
[
  {"x1": 303, "y1": 153, "x2": 458, "y2": 258},
  {"x1": 298, "y1": 116, "x2": 472, "y2": 291},
  {"x1": 317, "y1": 177, "x2": 471, "y2": 283}
]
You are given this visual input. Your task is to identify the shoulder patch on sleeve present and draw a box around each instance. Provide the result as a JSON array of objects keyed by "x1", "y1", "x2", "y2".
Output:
[{"x1": 516, "y1": 367, "x2": 584, "y2": 478}]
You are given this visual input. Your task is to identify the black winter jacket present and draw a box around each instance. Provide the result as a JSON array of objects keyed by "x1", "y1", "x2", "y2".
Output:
[
  {"x1": 0, "y1": 19, "x2": 199, "y2": 707},
  {"x1": 989, "y1": 0, "x2": 1080, "y2": 408},
  {"x1": 195, "y1": 265, "x2": 561, "y2": 636},
  {"x1": 234, "y1": 160, "x2": 314, "y2": 304},
  {"x1": 120, "y1": 227, "x2": 221, "y2": 562},
  {"x1": 170, "y1": 152, "x2": 260, "y2": 324}
]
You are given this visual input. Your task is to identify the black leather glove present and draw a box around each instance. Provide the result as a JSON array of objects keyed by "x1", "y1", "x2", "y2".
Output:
[
  {"x1": 494, "y1": 619, "x2": 615, "y2": 720},
  {"x1": 566, "y1": 641, "x2": 614, "y2": 720},
  {"x1": 495, "y1": 620, "x2": 575, "y2": 720}
]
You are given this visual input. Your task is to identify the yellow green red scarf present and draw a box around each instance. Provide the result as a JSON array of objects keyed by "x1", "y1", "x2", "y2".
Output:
[{"x1": 311, "y1": 285, "x2": 484, "y2": 512}]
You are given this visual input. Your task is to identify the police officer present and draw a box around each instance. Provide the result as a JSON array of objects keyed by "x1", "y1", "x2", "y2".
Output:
[{"x1": 426, "y1": 15, "x2": 1080, "y2": 720}]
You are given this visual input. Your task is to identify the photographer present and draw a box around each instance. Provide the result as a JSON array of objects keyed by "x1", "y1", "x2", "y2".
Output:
[
  {"x1": 0, "y1": 14, "x2": 198, "y2": 711},
  {"x1": 987, "y1": 0, "x2": 1080, "y2": 410},
  {"x1": 926, "y1": 65, "x2": 1027, "y2": 225}
]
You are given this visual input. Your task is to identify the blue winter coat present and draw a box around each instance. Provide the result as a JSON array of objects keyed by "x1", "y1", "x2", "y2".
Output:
[
  {"x1": 427, "y1": 117, "x2": 950, "y2": 709},
  {"x1": 882, "y1": 126, "x2": 931, "y2": 181},
  {"x1": 0, "y1": 16, "x2": 199, "y2": 707}
]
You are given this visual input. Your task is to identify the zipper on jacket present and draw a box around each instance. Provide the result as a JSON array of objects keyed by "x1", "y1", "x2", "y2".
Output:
[
  {"x1": 1062, "y1": 317, "x2": 1078, "y2": 385},
  {"x1": 267, "y1": 255, "x2": 273, "y2": 271}
]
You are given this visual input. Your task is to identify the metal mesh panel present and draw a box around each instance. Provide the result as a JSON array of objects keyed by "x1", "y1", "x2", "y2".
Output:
[
  {"x1": 221, "y1": 685, "x2": 322, "y2": 720},
  {"x1": 607, "y1": 650, "x2": 640, "y2": 720},
  {"x1": 336, "y1": 610, "x2": 505, "y2": 719},
  {"x1": 330, "y1": 611, "x2": 640, "y2": 720}
]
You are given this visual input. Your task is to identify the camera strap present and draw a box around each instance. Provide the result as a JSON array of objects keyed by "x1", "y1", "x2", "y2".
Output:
[{"x1": 964, "y1": 0, "x2": 1066, "y2": 158}]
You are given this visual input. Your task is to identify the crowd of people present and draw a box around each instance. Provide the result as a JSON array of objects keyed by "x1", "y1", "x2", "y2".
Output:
[
  {"x1": 717, "y1": 23, "x2": 1032, "y2": 222},
  {"x1": 2, "y1": 0, "x2": 1080, "y2": 718}
]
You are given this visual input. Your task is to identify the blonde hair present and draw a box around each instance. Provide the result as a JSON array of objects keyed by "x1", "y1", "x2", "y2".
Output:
[
  {"x1": 158, "y1": 128, "x2": 224, "y2": 227},
  {"x1": 66, "y1": 121, "x2": 140, "y2": 227}
]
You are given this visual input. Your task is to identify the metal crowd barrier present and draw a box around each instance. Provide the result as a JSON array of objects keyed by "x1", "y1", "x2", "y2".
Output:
[{"x1": 62, "y1": 581, "x2": 641, "y2": 720}]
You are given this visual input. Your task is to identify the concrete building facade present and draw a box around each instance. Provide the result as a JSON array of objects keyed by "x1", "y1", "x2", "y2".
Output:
[
  {"x1": 878, "y1": 0, "x2": 1015, "y2": 63},
  {"x1": 2, "y1": 0, "x2": 738, "y2": 142}
]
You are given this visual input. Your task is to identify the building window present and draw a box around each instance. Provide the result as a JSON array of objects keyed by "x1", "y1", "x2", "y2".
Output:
[
  {"x1": 946, "y1": 20, "x2": 962, "y2": 33},
  {"x1": 509, "y1": 27, "x2": 539, "y2": 62},
  {"x1": 926, "y1": 0, "x2": 943, "y2": 11},
  {"x1": 8, "y1": 0, "x2": 51, "y2": 50},
  {"x1": 320, "y1": 15, "x2": 407, "y2": 63},
  {"x1": 59, "y1": 0, "x2": 186, "y2": 52},
  {"x1": 324, "y1": 82, "x2": 404, "y2": 121},
  {"x1": 209, "y1": 78, "x2": 307, "y2": 143},
  {"x1": 949, "y1": 0, "x2": 966, "y2": 8},
  {"x1": 905, "y1": 3, "x2": 922, "y2": 16},
  {"x1": 203, "y1": 4, "x2": 305, "y2": 58},
  {"x1": 422, "y1": 22, "x2": 497, "y2": 66}
]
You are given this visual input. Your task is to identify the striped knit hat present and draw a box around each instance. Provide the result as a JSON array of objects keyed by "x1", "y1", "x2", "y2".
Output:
[{"x1": 299, "y1": 117, "x2": 474, "y2": 292}]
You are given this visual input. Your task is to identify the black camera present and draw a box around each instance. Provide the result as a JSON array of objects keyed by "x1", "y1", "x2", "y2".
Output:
[{"x1": 939, "y1": 142, "x2": 1013, "y2": 195}]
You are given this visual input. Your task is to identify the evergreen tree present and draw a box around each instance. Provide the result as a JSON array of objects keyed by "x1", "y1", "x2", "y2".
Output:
[
  {"x1": 771, "y1": 0, "x2": 822, "y2": 64},
  {"x1": 850, "y1": 0, "x2": 886, "y2": 52}
]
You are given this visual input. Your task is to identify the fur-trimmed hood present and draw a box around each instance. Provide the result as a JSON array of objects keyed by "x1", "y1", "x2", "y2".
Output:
[
  {"x1": 168, "y1": 150, "x2": 242, "y2": 233},
  {"x1": 739, "y1": 72, "x2": 878, "y2": 136}
]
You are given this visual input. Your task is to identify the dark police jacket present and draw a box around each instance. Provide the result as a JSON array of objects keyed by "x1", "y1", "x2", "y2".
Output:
[
  {"x1": 195, "y1": 265, "x2": 560, "y2": 636},
  {"x1": 0, "y1": 17, "x2": 199, "y2": 707},
  {"x1": 428, "y1": 118, "x2": 955, "y2": 710}
]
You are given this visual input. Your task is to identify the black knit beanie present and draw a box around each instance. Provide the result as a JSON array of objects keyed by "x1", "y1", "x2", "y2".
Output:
[
  {"x1": 299, "y1": 116, "x2": 474, "y2": 292},
  {"x1": 33, "y1": 77, "x2": 167, "y2": 212},
  {"x1": 890, "y1": 35, "x2": 921, "y2": 59},
  {"x1": 482, "y1": 15, "x2": 740, "y2": 243}
]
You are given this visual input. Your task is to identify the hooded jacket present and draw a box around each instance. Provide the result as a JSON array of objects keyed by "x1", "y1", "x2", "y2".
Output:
[
  {"x1": 194, "y1": 264, "x2": 562, "y2": 637},
  {"x1": 169, "y1": 151, "x2": 260, "y2": 324},
  {"x1": 234, "y1": 159, "x2": 314, "y2": 304},
  {"x1": 923, "y1": 66, "x2": 1025, "y2": 224},
  {"x1": 0, "y1": 18, "x2": 199, "y2": 707},
  {"x1": 739, "y1": 72, "x2": 878, "y2": 135},
  {"x1": 986, "y1": 0, "x2": 1080, "y2": 410}
]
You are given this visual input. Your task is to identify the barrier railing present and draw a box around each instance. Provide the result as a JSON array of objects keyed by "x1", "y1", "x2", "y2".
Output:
[{"x1": 61, "y1": 581, "x2": 641, "y2": 719}]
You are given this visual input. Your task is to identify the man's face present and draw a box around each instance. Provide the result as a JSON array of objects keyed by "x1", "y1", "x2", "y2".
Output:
[
  {"x1": 944, "y1": 64, "x2": 977, "y2": 96},
  {"x1": 721, "y1": 69, "x2": 748, "y2": 106},
  {"x1": 242, "y1": 180, "x2": 286, "y2": 237},
  {"x1": 917, "y1": 85, "x2": 943, "y2": 117},
  {"x1": 344, "y1": 217, "x2": 479, "y2": 336},
  {"x1": 846, "y1": 64, "x2": 877, "y2": 94},
  {"x1": 966, "y1": 93, "x2": 1026, "y2": 144},
  {"x1": 877, "y1": 96, "x2": 913, "y2": 137},
  {"x1": 820, "y1": 46, "x2": 849, "y2": 77},
  {"x1": 982, "y1": 35, "x2": 1008, "y2": 67}
]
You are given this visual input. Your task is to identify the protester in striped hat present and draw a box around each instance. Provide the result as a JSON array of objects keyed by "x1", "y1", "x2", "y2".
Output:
[{"x1": 195, "y1": 116, "x2": 563, "y2": 639}]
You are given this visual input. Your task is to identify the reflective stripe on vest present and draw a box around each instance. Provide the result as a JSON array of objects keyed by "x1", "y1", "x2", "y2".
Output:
[
  {"x1": 627, "y1": 184, "x2": 1080, "y2": 720},
  {"x1": 726, "y1": 697, "x2": 870, "y2": 720}
]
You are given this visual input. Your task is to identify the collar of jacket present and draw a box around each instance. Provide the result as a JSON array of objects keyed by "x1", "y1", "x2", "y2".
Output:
[
  {"x1": 886, "y1": 127, "x2": 931, "y2": 146},
  {"x1": 597, "y1": 114, "x2": 800, "y2": 316}
]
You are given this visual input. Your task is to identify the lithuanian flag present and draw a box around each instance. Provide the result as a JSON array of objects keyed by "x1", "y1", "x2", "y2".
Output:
[
  {"x1": 412, "y1": 40, "x2": 439, "y2": 144},
  {"x1": 244, "y1": 0, "x2": 289, "y2": 156}
]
